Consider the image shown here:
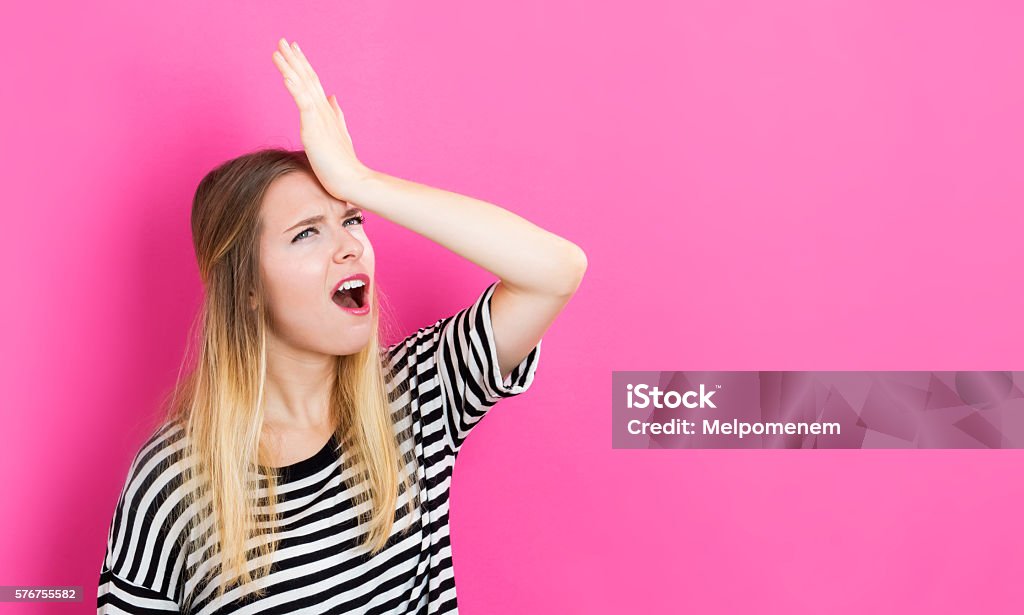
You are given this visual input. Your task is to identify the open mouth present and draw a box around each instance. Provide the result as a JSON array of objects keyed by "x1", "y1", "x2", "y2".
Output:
[{"x1": 332, "y1": 281, "x2": 368, "y2": 310}]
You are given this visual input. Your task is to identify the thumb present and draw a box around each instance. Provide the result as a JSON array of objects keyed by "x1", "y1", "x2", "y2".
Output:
[{"x1": 329, "y1": 95, "x2": 346, "y2": 124}]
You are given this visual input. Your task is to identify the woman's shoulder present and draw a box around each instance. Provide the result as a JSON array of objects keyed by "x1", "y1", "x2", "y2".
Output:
[
  {"x1": 110, "y1": 420, "x2": 193, "y2": 521},
  {"x1": 380, "y1": 316, "x2": 447, "y2": 377},
  {"x1": 101, "y1": 420, "x2": 195, "y2": 590},
  {"x1": 126, "y1": 420, "x2": 189, "y2": 483},
  {"x1": 380, "y1": 282, "x2": 501, "y2": 375}
]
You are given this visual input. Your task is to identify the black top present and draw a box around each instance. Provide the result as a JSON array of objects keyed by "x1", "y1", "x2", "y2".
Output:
[
  {"x1": 269, "y1": 434, "x2": 340, "y2": 482},
  {"x1": 97, "y1": 281, "x2": 543, "y2": 614}
]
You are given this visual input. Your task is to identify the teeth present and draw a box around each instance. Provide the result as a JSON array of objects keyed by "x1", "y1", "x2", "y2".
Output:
[{"x1": 337, "y1": 279, "x2": 366, "y2": 292}]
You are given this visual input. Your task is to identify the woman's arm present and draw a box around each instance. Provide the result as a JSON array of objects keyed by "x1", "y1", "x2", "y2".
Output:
[
  {"x1": 345, "y1": 170, "x2": 587, "y2": 298},
  {"x1": 272, "y1": 38, "x2": 587, "y2": 377},
  {"x1": 349, "y1": 170, "x2": 587, "y2": 379}
]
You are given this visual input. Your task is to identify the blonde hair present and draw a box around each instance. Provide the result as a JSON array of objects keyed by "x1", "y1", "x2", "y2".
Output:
[{"x1": 161, "y1": 148, "x2": 419, "y2": 609}]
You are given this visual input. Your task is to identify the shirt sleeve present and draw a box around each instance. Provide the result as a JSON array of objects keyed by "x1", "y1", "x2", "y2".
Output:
[
  {"x1": 98, "y1": 429, "x2": 184, "y2": 613},
  {"x1": 430, "y1": 280, "x2": 543, "y2": 453},
  {"x1": 98, "y1": 565, "x2": 180, "y2": 613}
]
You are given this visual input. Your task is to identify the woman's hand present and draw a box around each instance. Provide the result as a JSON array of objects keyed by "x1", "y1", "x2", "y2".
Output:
[{"x1": 272, "y1": 37, "x2": 372, "y2": 202}]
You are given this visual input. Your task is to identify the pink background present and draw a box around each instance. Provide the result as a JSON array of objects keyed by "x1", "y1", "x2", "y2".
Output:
[{"x1": 3, "y1": 0, "x2": 1024, "y2": 612}]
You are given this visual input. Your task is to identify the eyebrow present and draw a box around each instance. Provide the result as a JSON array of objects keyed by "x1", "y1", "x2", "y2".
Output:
[{"x1": 283, "y1": 206, "x2": 363, "y2": 234}]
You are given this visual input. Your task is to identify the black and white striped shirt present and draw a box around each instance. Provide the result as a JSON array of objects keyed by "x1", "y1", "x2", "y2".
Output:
[{"x1": 98, "y1": 281, "x2": 542, "y2": 614}]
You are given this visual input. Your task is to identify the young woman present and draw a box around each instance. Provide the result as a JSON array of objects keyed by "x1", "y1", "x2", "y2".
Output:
[{"x1": 96, "y1": 38, "x2": 586, "y2": 614}]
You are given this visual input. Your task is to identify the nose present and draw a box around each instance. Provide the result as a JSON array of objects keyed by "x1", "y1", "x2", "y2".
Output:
[{"x1": 332, "y1": 226, "x2": 364, "y2": 263}]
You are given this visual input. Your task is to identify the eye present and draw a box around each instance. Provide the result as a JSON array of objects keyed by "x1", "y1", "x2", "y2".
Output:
[
  {"x1": 291, "y1": 226, "x2": 319, "y2": 243},
  {"x1": 291, "y1": 216, "x2": 364, "y2": 243}
]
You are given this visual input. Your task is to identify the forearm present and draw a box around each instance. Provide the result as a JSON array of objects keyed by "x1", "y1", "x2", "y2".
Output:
[{"x1": 344, "y1": 168, "x2": 587, "y2": 296}]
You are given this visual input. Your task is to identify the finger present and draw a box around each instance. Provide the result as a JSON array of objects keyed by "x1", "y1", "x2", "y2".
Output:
[
  {"x1": 285, "y1": 40, "x2": 312, "y2": 80},
  {"x1": 289, "y1": 41, "x2": 327, "y2": 100},
  {"x1": 277, "y1": 37, "x2": 298, "y2": 67},
  {"x1": 277, "y1": 38, "x2": 329, "y2": 106},
  {"x1": 272, "y1": 49, "x2": 301, "y2": 84},
  {"x1": 282, "y1": 75, "x2": 304, "y2": 102},
  {"x1": 274, "y1": 58, "x2": 318, "y2": 112},
  {"x1": 329, "y1": 95, "x2": 350, "y2": 128},
  {"x1": 272, "y1": 52, "x2": 309, "y2": 105},
  {"x1": 274, "y1": 40, "x2": 306, "y2": 86},
  {"x1": 277, "y1": 38, "x2": 311, "y2": 87}
]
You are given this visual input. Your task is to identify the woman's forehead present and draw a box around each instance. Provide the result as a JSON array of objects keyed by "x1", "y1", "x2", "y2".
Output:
[{"x1": 263, "y1": 172, "x2": 346, "y2": 223}]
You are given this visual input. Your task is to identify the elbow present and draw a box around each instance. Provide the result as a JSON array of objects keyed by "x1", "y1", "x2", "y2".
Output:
[
  {"x1": 556, "y1": 243, "x2": 588, "y2": 296},
  {"x1": 571, "y1": 244, "x2": 589, "y2": 278}
]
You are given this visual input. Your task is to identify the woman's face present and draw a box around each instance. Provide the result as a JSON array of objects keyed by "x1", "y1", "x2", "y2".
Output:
[{"x1": 255, "y1": 170, "x2": 375, "y2": 356}]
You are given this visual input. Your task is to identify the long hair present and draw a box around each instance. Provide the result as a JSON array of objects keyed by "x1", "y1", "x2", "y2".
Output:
[{"x1": 162, "y1": 148, "x2": 419, "y2": 609}]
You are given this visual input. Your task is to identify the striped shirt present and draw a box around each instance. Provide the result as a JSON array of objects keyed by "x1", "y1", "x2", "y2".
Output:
[{"x1": 98, "y1": 281, "x2": 542, "y2": 614}]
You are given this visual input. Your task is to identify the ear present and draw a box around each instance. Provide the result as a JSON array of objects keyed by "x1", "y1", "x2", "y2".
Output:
[{"x1": 249, "y1": 290, "x2": 258, "y2": 310}]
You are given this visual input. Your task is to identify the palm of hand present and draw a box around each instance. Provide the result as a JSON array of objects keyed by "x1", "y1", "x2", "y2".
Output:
[{"x1": 272, "y1": 38, "x2": 368, "y2": 201}]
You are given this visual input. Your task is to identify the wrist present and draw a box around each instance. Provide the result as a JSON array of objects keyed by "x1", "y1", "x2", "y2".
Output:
[{"x1": 340, "y1": 163, "x2": 382, "y2": 204}]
